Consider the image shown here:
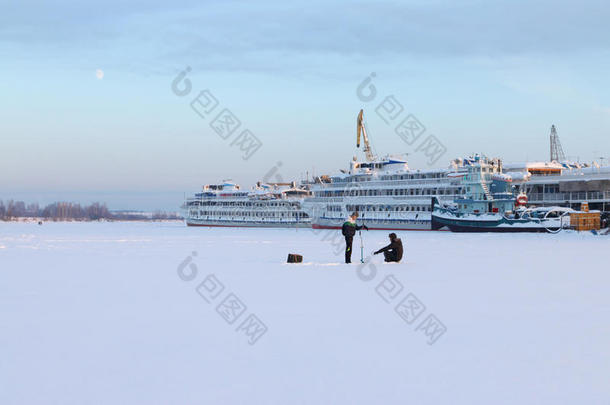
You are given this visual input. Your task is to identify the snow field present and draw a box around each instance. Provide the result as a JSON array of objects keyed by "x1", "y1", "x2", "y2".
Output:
[{"x1": 0, "y1": 222, "x2": 608, "y2": 404}]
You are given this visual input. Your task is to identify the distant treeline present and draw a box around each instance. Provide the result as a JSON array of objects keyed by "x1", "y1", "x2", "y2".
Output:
[{"x1": 0, "y1": 200, "x2": 182, "y2": 221}]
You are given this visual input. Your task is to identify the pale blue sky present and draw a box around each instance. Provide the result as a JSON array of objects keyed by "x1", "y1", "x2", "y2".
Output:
[{"x1": 1, "y1": 0, "x2": 610, "y2": 209}]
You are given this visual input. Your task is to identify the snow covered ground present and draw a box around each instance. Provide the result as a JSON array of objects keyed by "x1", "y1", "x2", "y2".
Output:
[{"x1": 1, "y1": 221, "x2": 609, "y2": 404}]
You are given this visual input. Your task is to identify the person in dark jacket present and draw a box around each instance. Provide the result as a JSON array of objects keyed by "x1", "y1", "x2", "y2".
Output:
[
  {"x1": 342, "y1": 211, "x2": 368, "y2": 263},
  {"x1": 374, "y1": 233, "x2": 403, "y2": 262}
]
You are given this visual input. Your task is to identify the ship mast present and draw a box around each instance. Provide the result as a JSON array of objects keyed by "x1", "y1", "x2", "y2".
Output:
[{"x1": 356, "y1": 109, "x2": 376, "y2": 162}]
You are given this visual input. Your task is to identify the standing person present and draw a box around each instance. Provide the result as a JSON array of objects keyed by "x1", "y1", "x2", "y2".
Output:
[
  {"x1": 373, "y1": 233, "x2": 403, "y2": 263},
  {"x1": 342, "y1": 211, "x2": 368, "y2": 263}
]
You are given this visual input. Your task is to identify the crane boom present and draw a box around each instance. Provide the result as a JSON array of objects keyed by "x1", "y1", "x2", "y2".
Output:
[{"x1": 356, "y1": 109, "x2": 376, "y2": 162}]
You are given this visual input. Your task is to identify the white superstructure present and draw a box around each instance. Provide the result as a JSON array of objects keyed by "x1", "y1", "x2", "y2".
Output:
[
  {"x1": 504, "y1": 161, "x2": 610, "y2": 213},
  {"x1": 302, "y1": 156, "x2": 470, "y2": 230},
  {"x1": 185, "y1": 181, "x2": 311, "y2": 227}
]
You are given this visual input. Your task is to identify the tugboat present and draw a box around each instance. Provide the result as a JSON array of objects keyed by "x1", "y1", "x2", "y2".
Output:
[{"x1": 431, "y1": 155, "x2": 574, "y2": 232}]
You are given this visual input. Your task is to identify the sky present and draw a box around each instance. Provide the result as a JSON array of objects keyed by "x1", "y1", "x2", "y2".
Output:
[{"x1": 1, "y1": 0, "x2": 610, "y2": 210}]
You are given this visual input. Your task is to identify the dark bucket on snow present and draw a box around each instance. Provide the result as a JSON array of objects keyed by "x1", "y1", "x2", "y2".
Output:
[{"x1": 287, "y1": 254, "x2": 303, "y2": 263}]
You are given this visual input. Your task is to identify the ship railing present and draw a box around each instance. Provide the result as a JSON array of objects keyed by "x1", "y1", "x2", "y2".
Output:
[
  {"x1": 187, "y1": 200, "x2": 301, "y2": 208},
  {"x1": 307, "y1": 193, "x2": 462, "y2": 201},
  {"x1": 315, "y1": 178, "x2": 460, "y2": 188}
]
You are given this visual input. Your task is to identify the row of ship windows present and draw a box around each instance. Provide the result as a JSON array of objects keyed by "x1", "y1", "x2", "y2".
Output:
[
  {"x1": 190, "y1": 201, "x2": 299, "y2": 208},
  {"x1": 315, "y1": 188, "x2": 464, "y2": 197},
  {"x1": 191, "y1": 211, "x2": 308, "y2": 218},
  {"x1": 529, "y1": 185, "x2": 561, "y2": 193},
  {"x1": 340, "y1": 205, "x2": 432, "y2": 212}
]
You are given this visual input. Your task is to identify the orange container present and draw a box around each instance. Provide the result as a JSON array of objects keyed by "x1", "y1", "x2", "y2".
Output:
[{"x1": 569, "y1": 211, "x2": 600, "y2": 231}]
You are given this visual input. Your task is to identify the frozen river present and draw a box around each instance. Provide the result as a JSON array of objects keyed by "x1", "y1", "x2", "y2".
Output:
[{"x1": 1, "y1": 221, "x2": 608, "y2": 404}]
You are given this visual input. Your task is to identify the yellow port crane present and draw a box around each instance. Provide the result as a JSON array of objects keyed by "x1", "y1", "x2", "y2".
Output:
[{"x1": 356, "y1": 109, "x2": 376, "y2": 162}]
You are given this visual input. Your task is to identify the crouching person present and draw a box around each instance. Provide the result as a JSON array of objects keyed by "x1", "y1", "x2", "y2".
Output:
[{"x1": 374, "y1": 233, "x2": 403, "y2": 263}]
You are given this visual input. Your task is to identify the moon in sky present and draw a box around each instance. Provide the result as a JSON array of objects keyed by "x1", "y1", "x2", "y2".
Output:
[{"x1": 96, "y1": 69, "x2": 104, "y2": 80}]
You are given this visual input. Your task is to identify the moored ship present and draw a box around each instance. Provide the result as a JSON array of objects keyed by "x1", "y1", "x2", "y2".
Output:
[
  {"x1": 302, "y1": 110, "x2": 469, "y2": 230},
  {"x1": 302, "y1": 157, "x2": 467, "y2": 230},
  {"x1": 185, "y1": 181, "x2": 311, "y2": 227},
  {"x1": 505, "y1": 125, "x2": 610, "y2": 215}
]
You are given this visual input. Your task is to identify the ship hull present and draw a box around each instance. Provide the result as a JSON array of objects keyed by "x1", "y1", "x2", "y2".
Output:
[
  {"x1": 186, "y1": 219, "x2": 310, "y2": 228},
  {"x1": 431, "y1": 212, "x2": 561, "y2": 233},
  {"x1": 311, "y1": 216, "x2": 433, "y2": 231}
]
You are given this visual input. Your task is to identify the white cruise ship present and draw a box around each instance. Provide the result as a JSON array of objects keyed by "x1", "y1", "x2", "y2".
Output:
[
  {"x1": 302, "y1": 156, "x2": 473, "y2": 230},
  {"x1": 301, "y1": 110, "x2": 469, "y2": 230},
  {"x1": 507, "y1": 125, "x2": 610, "y2": 215},
  {"x1": 504, "y1": 161, "x2": 610, "y2": 213},
  {"x1": 184, "y1": 181, "x2": 311, "y2": 227}
]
